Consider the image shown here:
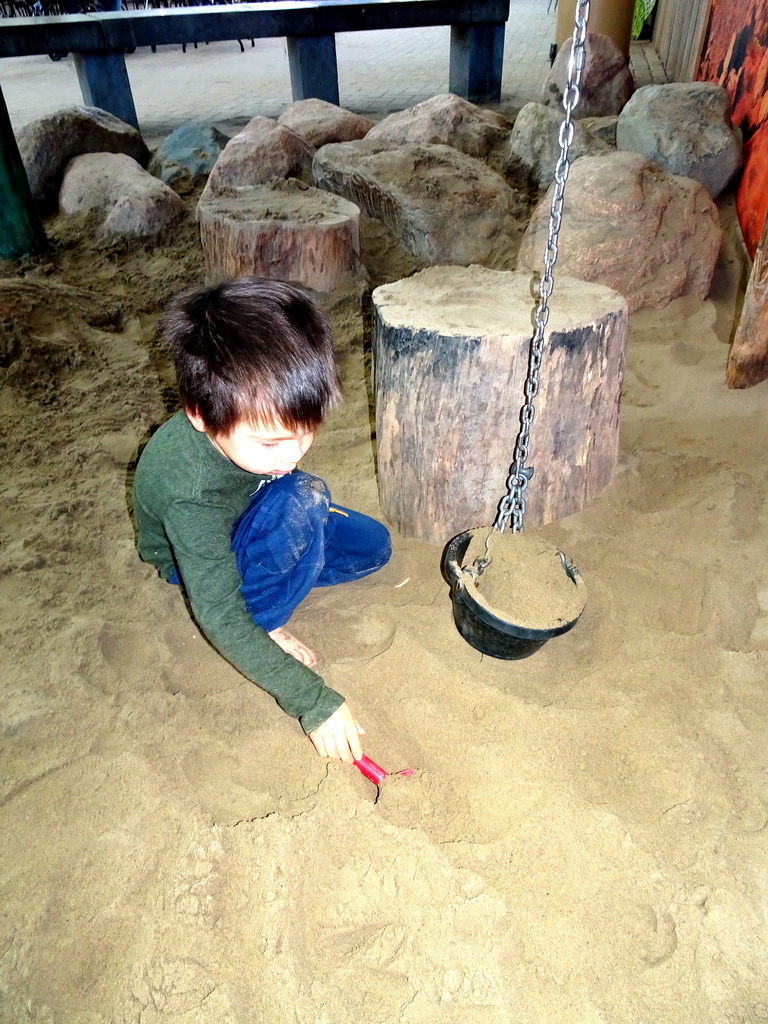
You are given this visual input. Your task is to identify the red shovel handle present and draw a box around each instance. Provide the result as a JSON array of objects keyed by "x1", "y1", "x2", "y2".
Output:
[{"x1": 354, "y1": 756, "x2": 388, "y2": 784}]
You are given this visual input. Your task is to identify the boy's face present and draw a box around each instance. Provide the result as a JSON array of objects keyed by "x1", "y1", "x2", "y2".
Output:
[{"x1": 187, "y1": 411, "x2": 315, "y2": 476}]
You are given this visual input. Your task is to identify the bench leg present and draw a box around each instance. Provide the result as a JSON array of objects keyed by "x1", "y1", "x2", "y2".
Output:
[
  {"x1": 0, "y1": 85, "x2": 47, "y2": 260},
  {"x1": 449, "y1": 23, "x2": 505, "y2": 104},
  {"x1": 286, "y1": 35, "x2": 340, "y2": 105},
  {"x1": 73, "y1": 52, "x2": 140, "y2": 132}
]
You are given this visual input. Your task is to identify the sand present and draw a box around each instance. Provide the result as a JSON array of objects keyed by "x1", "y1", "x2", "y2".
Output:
[
  {"x1": 1, "y1": 173, "x2": 767, "y2": 1024},
  {"x1": 462, "y1": 528, "x2": 588, "y2": 629}
]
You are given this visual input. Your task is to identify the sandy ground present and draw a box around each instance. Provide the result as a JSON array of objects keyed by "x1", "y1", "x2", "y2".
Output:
[{"x1": 1, "y1": 124, "x2": 768, "y2": 1024}]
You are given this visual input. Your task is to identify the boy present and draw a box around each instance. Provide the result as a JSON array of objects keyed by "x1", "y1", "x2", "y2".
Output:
[{"x1": 133, "y1": 277, "x2": 391, "y2": 763}]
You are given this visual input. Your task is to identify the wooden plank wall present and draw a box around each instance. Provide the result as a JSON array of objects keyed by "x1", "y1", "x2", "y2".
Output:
[{"x1": 653, "y1": 0, "x2": 713, "y2": 81}]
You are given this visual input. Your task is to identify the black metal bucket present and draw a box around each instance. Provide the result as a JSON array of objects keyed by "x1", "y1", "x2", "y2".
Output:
[{"x1": 442, "y1": 530, "x2": 586, "y2": 660}]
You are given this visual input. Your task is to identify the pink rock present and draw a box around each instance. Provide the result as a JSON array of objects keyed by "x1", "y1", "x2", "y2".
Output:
[
  {"x1": 517, "y1": 152, "x2": 722, "y2": 312},
  {"x1": 542, "y1": 32, "x2": 635, "y2": 118},
  {"x1": 365, "y1": 92, "x2": 511, "y2": 159},
  {"x1": 206, "y1": 116, "x2": 315, "y2": 191},
  {"x1": 278, "y1": 99, "x2": 374, "y2": 148}
]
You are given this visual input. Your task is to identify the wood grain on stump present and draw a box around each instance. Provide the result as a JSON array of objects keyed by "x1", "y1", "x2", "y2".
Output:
[
  {"x1": 726, "y1": 213, "x2": 768, "y2": 389},
  {"x1": 372, "y1": 266, "x2": 628, "y2": 543},
  {"x1": 197, "y1": 178, "x2": 361, "y2": 292}
]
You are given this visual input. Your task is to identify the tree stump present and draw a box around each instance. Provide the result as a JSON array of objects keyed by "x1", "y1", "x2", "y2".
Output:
[
  {"x1": 726, "y1": 212, "x2": 768, "y2": 389},
  {"x1": 372, "y1": 265, "x2": 628, "y2": 543},
  {"x1": 197, "y1": 178, "x2": 361, "y2": 292}
]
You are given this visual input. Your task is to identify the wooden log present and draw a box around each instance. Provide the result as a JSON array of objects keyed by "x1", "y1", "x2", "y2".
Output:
[
  {"x1": 372, "y1": 265, "x2": 628, "y2": 544},
  {"x1": 197, "y1": 178, "x2": 361, "y2": 292},
  {"x1": 726, "y1": 212, "x2": 768, "y2": 389}
]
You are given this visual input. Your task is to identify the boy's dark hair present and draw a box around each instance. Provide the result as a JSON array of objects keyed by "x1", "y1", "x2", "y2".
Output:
[{"x1": 161, "y1": 277, "x2": 341, "y2": 435}]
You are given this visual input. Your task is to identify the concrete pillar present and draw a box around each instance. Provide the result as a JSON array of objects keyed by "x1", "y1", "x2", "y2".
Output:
[{"x1": 555, "y1": 0, "x2": 635, "y2": 59}]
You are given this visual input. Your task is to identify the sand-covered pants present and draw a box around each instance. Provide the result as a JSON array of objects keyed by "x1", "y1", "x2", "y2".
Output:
[{"x1": 231, "y1": 471, "x2": 391, "y2": 632}]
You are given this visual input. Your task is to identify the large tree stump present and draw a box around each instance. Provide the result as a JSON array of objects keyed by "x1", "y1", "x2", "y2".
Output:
[
  {"x1": 372, "y1": 265, "x2": 628, "y2": 543},
  {"x1": 726, "y1": 212, "x2": 768, "y2": 389},
  {"x1": 197, "y1": 178, "x2": 361, "y2": 292}
]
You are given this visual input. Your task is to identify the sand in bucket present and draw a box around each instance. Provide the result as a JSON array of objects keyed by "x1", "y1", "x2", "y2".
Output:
[{"x1": 462, "y1": 529, "x2": 587, "y2": 631}]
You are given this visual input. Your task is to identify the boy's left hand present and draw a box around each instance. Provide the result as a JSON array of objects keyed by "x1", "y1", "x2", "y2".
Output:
[{"x1": 309, "y1": 702, "x2": 365, "y2": 763}]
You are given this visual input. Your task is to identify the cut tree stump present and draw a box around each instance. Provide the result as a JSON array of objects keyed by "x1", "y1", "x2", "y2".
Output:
[
  {"x1": 197, "y1": 178, "x2": 361, "y2": 292},
  {"x1": 372, "y1": 265, "x2": 628, "y2": 543},
  {"x1": 726, "y1": 211, "x2": 768, "y2": 389}
]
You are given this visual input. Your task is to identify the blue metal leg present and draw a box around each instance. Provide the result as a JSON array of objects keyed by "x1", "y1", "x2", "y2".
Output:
[
  {"x1": 449, "y1": 22, "x2": 505, "y2": 104},
  {"x1": 72, "y1": 51, "x2": 139, "y2": 131},
  {"x1": 286, "y1": 34, "x2": 340, "y2": 105},
  {"x1": 0, "y1": 85, "x2": 47, "y2": 259}
]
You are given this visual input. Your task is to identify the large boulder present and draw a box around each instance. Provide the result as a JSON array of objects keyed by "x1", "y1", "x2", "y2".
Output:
[
  {"x1": 16, "y1": 105, "x2": 149, "y2": 214},
  {"x1": 148, "y1": 121, "x2": 230, "y2": 191},
  {"x1": 616, "y1": 83, "x2": 742, "y2": 199},
  {"x1": 313, "y1": 139, "x2": 526, "y2": 267},
  {"x1": 59, "y1": 152, "x2": 185, "y2": 239},
  {"x1": 277, "y1": 99, "x2": 374, "y2": 148},
  {"x1": 365, "y1": 93, "x2": 510, "y2": 159},
  {"x1": 542, "y1": 32, "x2": 635, "y2": 118},
  {"x1": 205, "y1": 116, "x2": 315, "y2": 192},
  {"x1": 506, "y1": 102, "x2": 611, "y2": 188},
  {"x1": 517, "y1": 152, "x2": 722, "y2": 312}
]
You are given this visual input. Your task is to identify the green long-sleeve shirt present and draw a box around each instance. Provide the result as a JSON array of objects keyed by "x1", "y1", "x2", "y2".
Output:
[{"x1": 132, "y1": 411, "x2": 344, "y2": 734}]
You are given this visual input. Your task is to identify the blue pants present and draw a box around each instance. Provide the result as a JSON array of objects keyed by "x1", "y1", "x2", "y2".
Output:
[{"x1": 231, "y1": 472, "x2": 391, "y2": 632}]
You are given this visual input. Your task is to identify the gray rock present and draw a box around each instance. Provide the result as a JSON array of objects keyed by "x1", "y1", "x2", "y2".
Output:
[
  {"x1": 205, "y1": 116, "x2": 315, "y2": 192},
  {"x1": 506, "y1": 102, "x2": 611, "y2": 187},
  {"x1": 59, "y1": 152, "x2": 185, "y2": 239},
  {"x1": 517, "y1": 151, "x2": 722, "y2": 312},
  {"x1": 148, "y1": 121, "x2": 230, "y2": 190},
  {"x1": 313, "y1": 139, "x2": 526, "y2": 268},
  {"x1": 543, "y1": 32, "x2": 635, "y2": 117},
  {"x1": 16, "y1": 105, "x2": 149, "y2": 214},
  {"x1": 578, "y1": 115, "x2": 619, "y2": 145},
  {"x1": 277, "y1": 99, "x2": 374, "y2": 148},
  {"x1": 365, "y1": 93, "x2": 510, "y2": 159},
  {"x1": 616, "y1": 83, "x2": 742, "y2": 198}
]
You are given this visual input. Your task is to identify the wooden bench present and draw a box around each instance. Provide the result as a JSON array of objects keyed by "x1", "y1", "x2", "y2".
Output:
[{"x1": 0, "y1": 0, "x2": 511, "y2": 130}]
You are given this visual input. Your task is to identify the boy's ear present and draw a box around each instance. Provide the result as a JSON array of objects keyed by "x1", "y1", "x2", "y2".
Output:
[{"x1": 185, "y1": 408, "x2": 208, "y2": 434}]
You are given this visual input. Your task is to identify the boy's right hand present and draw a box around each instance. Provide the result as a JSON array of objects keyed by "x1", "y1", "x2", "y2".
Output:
[{"x1": 309, "y1": 702, "x2": 364, "y2": 764}]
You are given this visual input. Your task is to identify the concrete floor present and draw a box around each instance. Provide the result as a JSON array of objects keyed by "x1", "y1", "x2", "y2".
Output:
[{"x1": 1, "y1": 0, "x2": 667, "y2": 140}]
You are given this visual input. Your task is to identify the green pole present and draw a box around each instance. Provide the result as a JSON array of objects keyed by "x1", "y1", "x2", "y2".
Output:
[{"x1": 0, "y1": 85, "x2": 47, "y2": 261}]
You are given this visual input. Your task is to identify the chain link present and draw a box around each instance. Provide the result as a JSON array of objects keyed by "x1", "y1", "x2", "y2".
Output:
[{"x1": 489, "y1": 0, "x2": 591, "y2": 547}]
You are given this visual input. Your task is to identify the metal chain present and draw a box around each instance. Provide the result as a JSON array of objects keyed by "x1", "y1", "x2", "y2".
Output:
[{"x1": 489, "y1": 0, "x2": 591, "y2": 546}]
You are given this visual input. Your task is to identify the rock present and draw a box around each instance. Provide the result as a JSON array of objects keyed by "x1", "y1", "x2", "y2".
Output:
[
  {"x1": 313, "y1": 139, "x2": 525, "y2": 268},
  {"x1": 205, "y1": 116, "x2": 315, "y2": 192},
  {"x1": 59, "y1": 152, "x2": 185, "y2": 239},
  {"x1": 578, "y1": 115, "x2": 619, "y2": 145},
  {"x1": 542, "y1": 32, "x2": 635, "y2": 118},
  {"x1": 616, "y1": 83, "x2": 742, "y2": 199},
  {"x1": 16, "y1": 105, "x2": 149, "y2": 214},
  {"x1": 148, "y1": 121, "x2": 230, "y2": 190},
  {"x1": 365, "y1": 93, "x2": 510, "y2": 159},
  {"x1": 277, "y1": 99, "x2": 374, "y2": 148},
  {"x1": 517, "y1": 152, "x2": 722, "y2": 312},
  {"x1": 506, "y1": 102, "x2": 611, "y2": 188}
]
